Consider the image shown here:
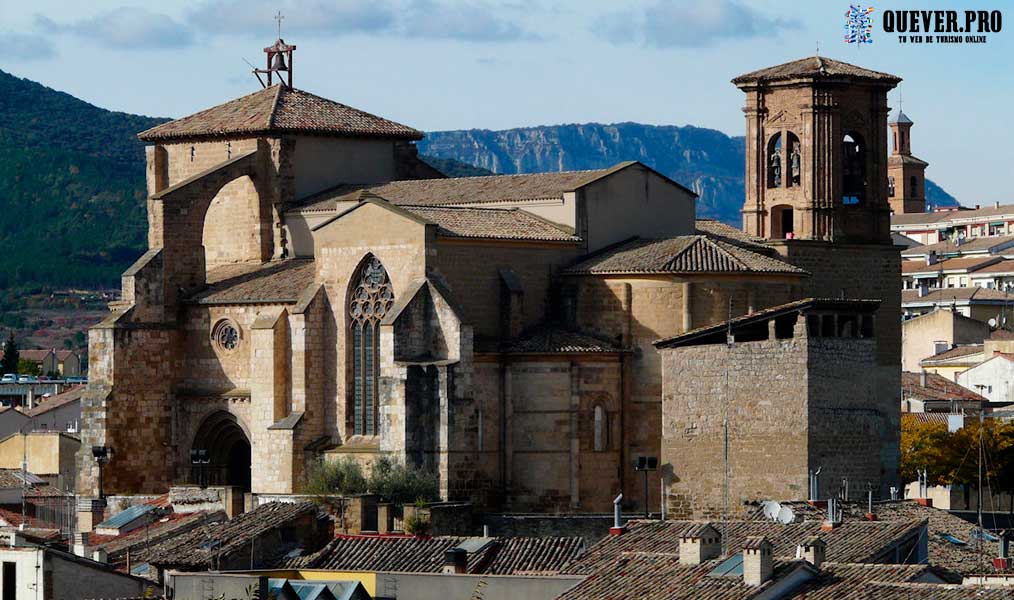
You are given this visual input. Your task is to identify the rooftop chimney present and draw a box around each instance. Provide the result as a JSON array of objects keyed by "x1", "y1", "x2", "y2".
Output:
[
  {"x1": 797, "y1": 536, "x2": 826, "y2": 569},
  {"x1": 609, "y1": 493, "x2": 626, "y2": 536},
  {"x1": 996, "y1": 201, "x2": 1002, "y2": 209},
  {"x1": 679, "y1": 524, "x2": 721, "y2": 566},
  {"x1": 920, "y1": 371, "x2": 928, "y2": 387},
  {"x1": 927, "y1": 250, "x2": 938, "y2": 265},
  {"x1": 73, "y1": 532, "x2": 91, "y2": 559},
  {"x1": 995, "y1": 532, "x2": 1011, "y2": 571},
  {"x1": 742, "y1": 536, "x2": 773, "y2": 586},
  {"x1": 442, "y1": 548, "x2": 468, "y2": 574}
]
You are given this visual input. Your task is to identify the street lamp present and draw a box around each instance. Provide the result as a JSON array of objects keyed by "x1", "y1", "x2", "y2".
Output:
[
  {"x1": 91, "y1": 445, "x2": 113, "y2": 501},
  {"x1": 633, "y1": 455, "x2": 658, "y2": 519}
]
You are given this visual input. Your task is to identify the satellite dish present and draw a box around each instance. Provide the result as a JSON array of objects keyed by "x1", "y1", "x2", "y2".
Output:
[
  {"x1": 777, "y1": 506, "x2": 795, "y2": 525},
  {"x1": 990, "y1": 318, "x2": 998, "y2": 328},
  {"x1": 761, "y1": 500, "x2": 781, "y2": 522}
]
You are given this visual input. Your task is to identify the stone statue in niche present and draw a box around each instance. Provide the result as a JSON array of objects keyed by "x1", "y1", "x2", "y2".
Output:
[
  {"x1": 790, "y1": 143, "x2": 801, "y2": 185},
  {"x1": 770, "y1": 151, "x2": 782, "y2": 187}
]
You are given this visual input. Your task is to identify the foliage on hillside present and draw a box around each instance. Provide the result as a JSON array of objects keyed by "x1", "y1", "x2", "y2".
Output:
[{"x1": 0, "y1": 70, "x2": 166, "y2": 288}]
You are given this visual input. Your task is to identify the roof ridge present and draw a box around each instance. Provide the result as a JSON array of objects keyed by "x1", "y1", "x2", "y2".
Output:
[
  {"x1": 391, "y1": 166, "x2": 614, "y2": 185},
  {"x1": 267, "y1": 83, "x2": 284, "y2": 130}
]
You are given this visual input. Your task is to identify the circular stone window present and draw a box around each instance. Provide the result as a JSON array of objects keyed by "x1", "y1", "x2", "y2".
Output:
[{"x1": 212, "y1": 319, "x2": 241, "y2": 352}]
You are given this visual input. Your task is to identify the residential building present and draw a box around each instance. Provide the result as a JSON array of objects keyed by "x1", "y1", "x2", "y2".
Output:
[
  {"x1": 0, "y1": 432, "x2": 79, "y2": 491},
  {"x1": 0, "y1": 530, "x2": 158, "y2": 599},
  {"x1": 901, "y1": 288, "x2": 1014, "y2": 321},
  {"x1": 901, "y1": 371, "x2": 986, "y2": 413},
  {"x1": 893, "y1": 204, "x2": 1014, "y2": 246},
  {"x1": 901, "y1": 309, "x2": 989, "y2": 372},
  {"x1": 901, "y1": 234, "x2": 1014, "y2": 262},
  {"x1": 919, "y1": 344, "x2": 984, "y2": 381},
  {"x1": 17, "y1": 349, "x2": 85, "y2": 378},
  {"x1": 968, "y1": 260, "x2": 1014, "y2": 290},
  {"x1": 901, "y1": 256, "x2": 1002, "y2": 291},
  {"x1": 957, "y1": 353, "x2": 1014, "y2": 403}
]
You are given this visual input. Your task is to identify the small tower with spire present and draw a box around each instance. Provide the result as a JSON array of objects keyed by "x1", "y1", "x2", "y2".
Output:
[{"x1": 887, "y1": 103, "x2": 929, "y2": 214}]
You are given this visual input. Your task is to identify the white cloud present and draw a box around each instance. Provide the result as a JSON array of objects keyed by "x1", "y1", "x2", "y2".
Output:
[
  {"x1": 593, "y1": 0, "x2": 799, "y2": 48},
  {"x1": 3, "y1": 32, "x2": 57, "y2": 60},
  {"x1": 35, "y1": 7, "x2": 193, "y2": 50}
]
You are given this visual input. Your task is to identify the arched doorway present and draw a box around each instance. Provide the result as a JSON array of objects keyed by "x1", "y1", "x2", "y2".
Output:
[{"x1": 190, "y1": 411, "x2": 251, "y2": 492}]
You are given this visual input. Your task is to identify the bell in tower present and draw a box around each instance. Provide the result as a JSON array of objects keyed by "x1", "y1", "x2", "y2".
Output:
[{"x1": 732, "y1": 55, "x2": 901, "y2": 244}]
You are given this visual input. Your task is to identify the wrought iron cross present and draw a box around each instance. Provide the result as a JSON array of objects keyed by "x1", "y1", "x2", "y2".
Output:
[{"x1": 275, "y1": 10, "x2": 284, "y2": 39}]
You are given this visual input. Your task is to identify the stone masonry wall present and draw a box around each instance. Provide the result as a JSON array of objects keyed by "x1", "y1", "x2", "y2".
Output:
[{"x1": 661, "y1": 334, "x2": 810, "y2": 519}]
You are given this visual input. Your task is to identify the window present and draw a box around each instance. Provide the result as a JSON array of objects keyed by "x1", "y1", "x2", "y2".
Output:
[
  {"x1": 2, "y1": 561, "x2": 13, "y2": 600},
  {"x1": 211, "y1": 319, "x2": 241, "y2": 352},
  {"x1": 349, "y1": 256, "x2": 394, "y2": 436},
  {"x1": 842, "y1": 132, "x2": 866, "y2": 205},
  {"x1": 888, "y1": 176, "x2": 896, "y2": 197},
  {"x1": 190, "y1": 145, "x2": 196, "y2": 162},
  {"x1": 910, "y1": 175, "x2": 919, "y2": 198},
  {"x1": 594, "y1": 406, "x2": 606, "y2": 451}
]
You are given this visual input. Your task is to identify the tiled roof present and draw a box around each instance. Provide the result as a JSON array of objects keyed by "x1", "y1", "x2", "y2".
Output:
[
  {"x1": 499, "y1": 324, "x2": 623, "y2": 354},
  {"x1": 902, "y1": 412, "x2": 950, "y2": 425},
  {"x1": 894, "y1": 206, "x2": 1014, "y2": 228},
  {"x1": 187, "y1": 259, "x2": 316, "y2": 305},
  {"x1": 694, "y1": 220, "x2": 767, "y2": 250},
  {"x1": 92, "y1": 511, "x2": 222, "y2": 567},
  {"x1": 968, "y1": 259, "x2": 1014, "y2": 275},
  {"x1": 919, "y1": 344, "x2": 983, "y2": 364},
  {"x1": 292, "y1": 534, "x2": 583, "y2": 575},
  {"x1": 142, "y1": 502, "x2": 322, "y2": 569},
  {"x1": 902, "y1": 288, "x2": 1014, "y2": 304},
  {"x1": 838, "y1": 583, "x2": 1014, "y2": 599},
  {"x1": 561, "y1": 519, "x2": 924, "y2": 576},
  {"x1": 138, "y1": 85, "x2": 422, "y2": 142},
  {"x1": 291, "y1": 163, "x2": 643, "y2": 211},
  {"x1": 564, "y1": 235, "x2": 807, "y2": 276},
  {"x1": 790, "y1": 563, "x2": 939, "y2": 599},
  {"x1": 901, "y1": 256, "x2": 1001, "y2": 275},
  {"x1": 746, "y1": 500, "x2": 1002, "y2": 580},
  {"x1": 732, "y1": 56, "x2": 901, "y2": 85},
  {"x1": 901, "y1": 372, "x2": 985, "y2": 402},
  {"x1": 24, "y1": 385, "x2": 84, "y2": 417},
  {"x1": 902, "y1": 235, "x2": 1014, "y2": 257},
  {"x1": 398, "y1": 205, "x2": 578, "y2": 242},
  {"x1": 19, "y1": 349, "x2": 52, "y2": 362}
]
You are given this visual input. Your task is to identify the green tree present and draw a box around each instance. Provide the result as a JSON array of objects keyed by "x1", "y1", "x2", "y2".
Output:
[
  {"x1": 16, "y1": 359, "x2": 40, "y2": 376},
  {"x1": 367, "y1": 456, "x2": 440, "y2": 505},
  {"x1": 0, "y1": 332, "x2": 18, "y2": 374},
  {"x1": 303, "y1": 457, "x2": 368, "y2": 497},
  {"x1": 901, "y1": 416, "x2": 1014, "y2": 490}
]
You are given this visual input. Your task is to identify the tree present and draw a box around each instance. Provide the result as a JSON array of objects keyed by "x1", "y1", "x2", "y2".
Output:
[
  {"x1": 303, "y1": 457, "x2": 368, "y2": 497},
  {"x1": 367, "y1": 456, "x2": 440, "y2": 505},
  {"x1": 900, "y1": 417, "x2": 951, "y2": 484},
  {"x1": 0, "y1": 332, "x2": 18, "y2": 374},
  {"x1": 901, "y1": 416, "x2": 1014, "y2": 493}
]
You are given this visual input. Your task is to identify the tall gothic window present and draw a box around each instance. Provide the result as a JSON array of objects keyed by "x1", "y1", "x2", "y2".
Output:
[{"x1": 349, "y1": 256, "x2": 394, "y2": 436}]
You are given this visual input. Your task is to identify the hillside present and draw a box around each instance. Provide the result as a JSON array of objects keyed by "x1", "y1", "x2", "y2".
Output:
[
  {"x1": 0, "y1": 70, "x2": 958, "y2": 295},
  {"x1": 417, "y1": 123, "x2": 959, "y2": 224}
]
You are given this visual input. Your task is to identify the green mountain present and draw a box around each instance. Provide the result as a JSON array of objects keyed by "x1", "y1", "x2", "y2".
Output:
[
  {"x1": 0, "y1": 70, "x2": 958, "y2": 292},
  {"x1": 417, "y1": 123, "x2": 959, "y2": 224}
]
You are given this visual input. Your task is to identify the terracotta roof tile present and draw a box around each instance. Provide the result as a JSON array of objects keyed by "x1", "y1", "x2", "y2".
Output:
[
  {"x1": 564, "y1": 235, "x2": 807, "y2": 276},
  {"x1": 732, "y1": 56, "x2": 901, "y2": 85},
  {"x1": 187, "y1": 259, "x2": 316, "y2": 305},
  {"x1": 292, "y1": 534, "x2": 583, "y2": 575},
  {"x1": 24, "y1": 385, "x2": 84, "y2": 417},
  {"x1": 291, "y1": 164, "x2": 638, "y2": 211},
  {"x1": 902, "y1": 288, "x2": 1014, "y2": 304},
  {"x1": 919, "y1": 344, "x2": 983, "y2": 364},
  {"x1": 902, "y1": 256, "x2": 1001, "y2": 275},
  {"x1": 138, "y1": 85, "x2": 422, "y2": 142},
  {"x1": 562, "y1": 519, "x2": 924, "y2": 576},
  {"x1": 399, "y1": 205, "x2": 578, "y2": 242},
  {"x1": 903, "y1": 235, "x2": 1014, "y2": 257},
  {"x1": 499, "y1": 324, "x2": 623, "y2": 354},
  {"x1": 901, "y1": 372, "x2": 985, "y2": 402},
  {"x1": 694, "y1": 220, "x2": 767, "y2": 249},
  {"x1": 142, "y1": 502, "x2": 323, "y2": 569}
]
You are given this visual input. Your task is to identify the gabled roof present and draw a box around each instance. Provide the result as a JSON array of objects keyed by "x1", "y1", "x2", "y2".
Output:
[
  {"x1": 919, "y1": 344, "x2": 983, "y2": 366},
  {"x1": 901, "y1": 371, "x2": 985, "y2": 403},
  {"x1": 902, "y1": 234, "x2": 1014, "y2": 258},
  {"x1": 400, "y1": 205, "x2": 579, "y2": 242},
  {"x1": 564, "y1": 235, "x2": 807, "y2": 276},
  {"x1": 291, "y1": 161, "x2": 696, "y2": 212},
  {"x1": 138, "y1": 85, "x2": 422, "y2": 142},
  {"x1": 289, "y1": 534, "x2": 584, "y2": 576},
  {"x1": 562, "y1": 519, "x2": 925, "y2": 576},
  {"x1": 732, "y1": 56, "x2": 901, "y2": 85},
  {"x1": 24, "y1": 385, "x2": 83, "y2": 417}
]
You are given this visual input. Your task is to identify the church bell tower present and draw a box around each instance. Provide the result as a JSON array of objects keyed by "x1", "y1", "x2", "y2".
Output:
[
  {"x1": 887, "y1": 108, "x2": 929, "y2": 214},
  {"x1": 732, "y1": 55, "x2": 901, "y2": 243}
]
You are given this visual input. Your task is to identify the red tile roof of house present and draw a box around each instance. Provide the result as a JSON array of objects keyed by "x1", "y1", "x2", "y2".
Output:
[{"x1": 901, "y1": 372, "x2": 985, "y2": 402}]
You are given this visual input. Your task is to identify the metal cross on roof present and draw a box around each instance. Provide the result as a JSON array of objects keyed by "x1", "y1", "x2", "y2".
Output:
[{"x1": 275, "y1": 10, "x2": 284, "y2": 39}]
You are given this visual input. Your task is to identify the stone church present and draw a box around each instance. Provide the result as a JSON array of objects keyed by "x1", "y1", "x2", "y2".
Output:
[{"x1": 78, "y1": 48, "x2": 902, "y2": 515}]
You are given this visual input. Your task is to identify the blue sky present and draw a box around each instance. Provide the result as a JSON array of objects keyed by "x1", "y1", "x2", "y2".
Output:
[{"x1": 1, "y1": 0, "x2": 1009, "y2": 204}]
